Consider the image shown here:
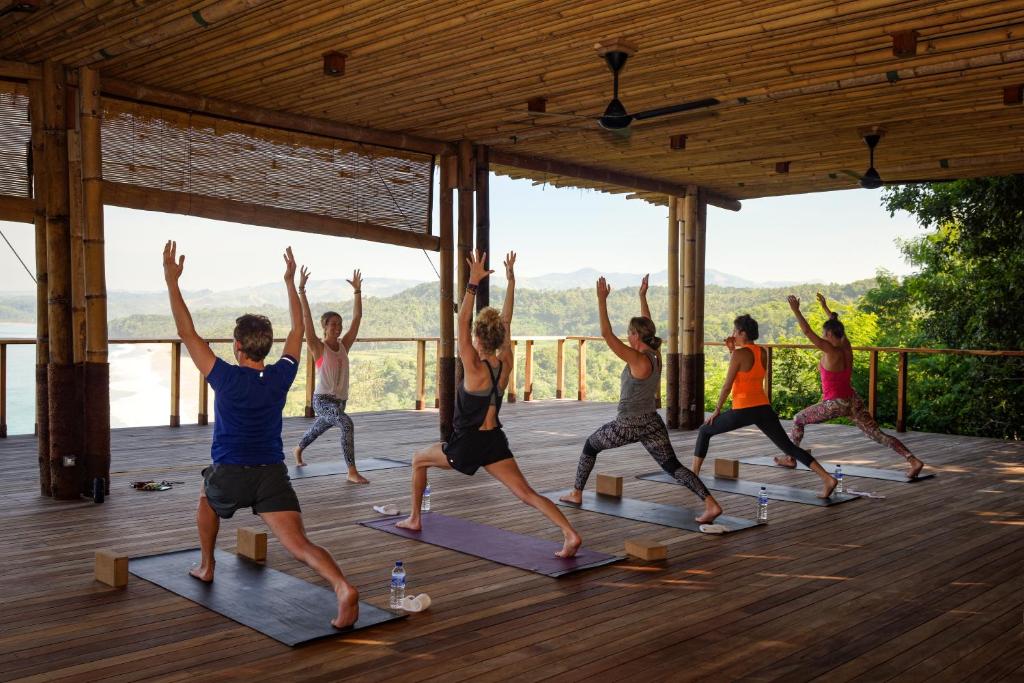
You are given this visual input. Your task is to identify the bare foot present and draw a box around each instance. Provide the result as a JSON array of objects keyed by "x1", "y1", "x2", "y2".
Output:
[
  {"x1": 558, "y1": 489, "x2": 582, "y2": 505},
  {"x1": 347, "y1": 471, "x2": 370, "y2": 484},
  {"x1": 293, "y1": 447, "x2": 305, "y2": 467},
  {"x1": 906, "y1": 457, "x2": 924, "y2": 479},
  {"x1": 695, "y1": 496, "x2": 722, "y2": 524},
  {"x1": 819, "y1": 475, "x2": 838, "y2": 499},
  {"x1": 189, "y1": 561, "x2": 214, "y2": 583},
  {"x1": 395, "y1": 516, "x2": 421, "y2": 532},
  {"x1": 774, "y1": 455, "x2": 797, "y2": 468},
  {"x1": 556, "y1": 529, "x2": 582, "y2": 558},
  {"x1": 332, "y1": 583, "x2": 360, "y2": 629}
]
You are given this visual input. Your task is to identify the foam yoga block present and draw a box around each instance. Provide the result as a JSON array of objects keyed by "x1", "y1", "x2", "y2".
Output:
[
  {"x1": 596, "y1": 473, "x2": 623, "y2": 497},
  {"x1": 714, "y1": 458, "x2": 739, "y2": 479},
  {"x1": 624, "y1": 538, "x2": 667, "y2": 561},
  {"x1": 95, "y1": 549, "x2": 129, "y2": 587},
  {"x1": 237, "y1": 527, "x2": 267, "y2": 562}
]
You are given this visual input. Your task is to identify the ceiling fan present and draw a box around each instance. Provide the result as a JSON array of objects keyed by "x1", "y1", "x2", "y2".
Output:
[
  {"x1": 842, "y1": 132, "x2": 953, "y2": 188},
  {"x1": 505, "y1": 48, "x2": 720, "y2": 144}
]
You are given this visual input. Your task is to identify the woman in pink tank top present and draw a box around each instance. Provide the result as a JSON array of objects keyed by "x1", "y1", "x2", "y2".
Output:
[{"x1": 786, "y1": 294, "x2": 925, "y2": 479}]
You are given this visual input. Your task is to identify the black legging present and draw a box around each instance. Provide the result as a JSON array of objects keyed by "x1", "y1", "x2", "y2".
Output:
[{"x1": 695, "y1": 404, "x2": 816, "y2": 467}]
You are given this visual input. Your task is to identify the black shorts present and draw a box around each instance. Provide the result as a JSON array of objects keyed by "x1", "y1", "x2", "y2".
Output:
[
  {"x1": 201, "y1": 462, "x2": 301, "y2": 519},
  {"x1": 443, "y1": 428, "x2": 514, "y2": 476}
]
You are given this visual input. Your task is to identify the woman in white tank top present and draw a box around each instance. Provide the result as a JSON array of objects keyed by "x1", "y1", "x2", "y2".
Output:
[{"x1": 293, "y1": 268, "x2": 367, "y2": 483}]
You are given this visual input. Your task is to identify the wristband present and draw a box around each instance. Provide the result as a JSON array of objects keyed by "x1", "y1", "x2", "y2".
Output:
[
  {"x1": 353, "y1": 290, "x2": 361, "y2": 294},
  {"x1": 466, "y1": 283, "x2": 478, "y2": 295}
]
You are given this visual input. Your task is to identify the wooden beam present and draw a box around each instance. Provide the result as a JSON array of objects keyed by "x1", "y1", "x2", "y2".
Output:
[
  {"x1": 101, "y1": 182, "x2": 440, "y2": 251},
  {"x1": 101, "y1": 77, "x2": 452, "y2": 157},
  {"x1": 488, "y1": 149, "x2": 742, "y2": 212},
  {"x1": 0, "y1": 195, "x2": 33, "y2": 222},
  {"x1": 0, "y1": 60, "x2": 40, "y2": 81},
  {"x1": 438, "y1": 154, "x2": 455, "y2": 441},
  {"x1": 474, "y1": 145, "x2": 490, "y2": 310}
]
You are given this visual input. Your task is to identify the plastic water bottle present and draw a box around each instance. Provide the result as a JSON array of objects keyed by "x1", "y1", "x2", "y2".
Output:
[
  {"x1": 421, "y1": 484, "x2": 431, "y2": 512},
  {"x1": 757, "y1": 486, "x2": 769, "y2": 523},
  {"x1": 389, "y1": 561, "x2": 406, "y2": 609},
  {"x1": 835, "y1": 465, "x2": 844, "y2": 493}
]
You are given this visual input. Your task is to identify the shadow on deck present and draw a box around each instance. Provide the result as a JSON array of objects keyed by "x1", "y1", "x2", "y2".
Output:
[{"x1": 1, "y1": 401, "x2": 1022, "y2": 681}]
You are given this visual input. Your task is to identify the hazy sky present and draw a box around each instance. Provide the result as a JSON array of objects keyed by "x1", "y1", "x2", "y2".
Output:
[{"x1": 0, "y1": 174, "x2": 921, "y2": 292}]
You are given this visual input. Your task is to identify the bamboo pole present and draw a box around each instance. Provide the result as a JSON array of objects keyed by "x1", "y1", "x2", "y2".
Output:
[
  {"x1": 304, "y1": 351, "x2": 314, "y2": 418},
  {"x1": 170, "y1": 342, "x2": 181, "y2": 427},
  {"x1": 897, "y1": 351, "x2": 908, "y2": 432},
  {"x1": 765, "y1": 346, "x2": 774, "y2": 403},
  {"x1": 666, "y1": 194, "x2": 680, "y2": 429},
  {"x1": 198, "y1": 369, "x2": 208, "y2": 425},
  {"x1": 694, "y1": 190, "x2": 708, "y2": 421},
  {"x1": 679, "y1": 188, "x2": 700, "y2": 429},
  {"x1": 506, "y1": 340, "x2": 517, "y2": 403},
  {"x1": 1, "y1": 344, "x2": 6, "y2": 438},
  {"x1": 455, "y1": 143, "x2": 473, "y2": 391},
  {"x1": 556, "y1": 338, "x2": 565, "y2": 399},
  {"x1": 42, "y1": 61, "x2": 79, "y2": 500},
  {"x1": 868, "y1": 350, "x2": 879, "y2": 419},
  {"x1": 523, "y1": 339, "x2": 533, "y2": 401},
  {"x1": 29, "y1": 77, "x2": 50, "y2": 495},
  {"x1": 415, "y1": 339, "x2": 426, "y2": 410},
  {"x1": 577, "y1": 339, "x2": 587, "y2": 401},
  {"x1": 474, "y1": 145, "x2": 490, "y2": 311},
  {"x1": 80, "y1": 66, "x2": 110, "y2": 494},
  {"x1": 67, "y1": 128, "x2": 86, "y2": 366},
  {"x1": 438, "y1": 154, "x2": 455, "y2": 441}
]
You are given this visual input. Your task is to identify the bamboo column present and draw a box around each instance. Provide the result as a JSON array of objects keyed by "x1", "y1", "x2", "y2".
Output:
[
  {"x1": 415, "y1": 339, "x2": 426, "y2": 410},
  {"x1": 693, "y1": 190, "x2": 708, "y2": 422},
  {"x1": 556, "y1": 338, "x2": 565, "y2": 399},
  {"x1": 438, "y1": 154, "x2": 456, "y2": 441},
  {"x1": 42, "y1": 61, "x2": 80, "y2": 499},
  {"x1": 665, "y1": 195, "x2": 680, "y2": 429},
  {"x1": 523, "y1": 339, "x2": 533, "y2": 401},
  {"x1": 29, "y1": 77, "x2": 50, "y2": 495},
  {"x1": 79, "y1": 66, "x2": 111, "y2": 494},
  {"x1": 67, "y1": 117, "x2": 87, "y2": 497},
  {"x1": 474, "y1": 144, "x2": 490, "y2": 311},
  {"x1": 455, "y1": 142, "x2": 474, "y2": 391},
  {"x1": 679, "y1": 187, "x2": 702, "y2": 429}
]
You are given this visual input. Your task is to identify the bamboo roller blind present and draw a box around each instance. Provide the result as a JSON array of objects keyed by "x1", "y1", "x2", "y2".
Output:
[
  {"x1": 100, "y1": 99, "x2": 433, "y2": 234},
  {"x1": 0, "y1": 86, "x2": 31, "y2": 199}
]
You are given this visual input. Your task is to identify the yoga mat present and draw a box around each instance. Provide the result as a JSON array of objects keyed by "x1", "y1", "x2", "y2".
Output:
[
  {"x1": 359, "y1": 512, "x2": 622, "y2": 577},
  {"x1": 288, "y1": 457, "x2": 409, "y2": 479},
  {"x1": 129, "y1": 549, "x2": 404, "y2": 646},
  {"x1": 636, "y1": 471, "x2": 860, "y2": 507},
  {"x1": 736, "y1": 456, "x2": 934, "y2": 482},
  {"x1": 544, "y1": 490, "x2": 762, "y2": 533}
]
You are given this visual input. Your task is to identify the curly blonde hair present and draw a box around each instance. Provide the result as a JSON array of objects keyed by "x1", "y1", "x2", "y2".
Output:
[{"x1": 473, "y1": 307, "x2": 506, "y2": 353}]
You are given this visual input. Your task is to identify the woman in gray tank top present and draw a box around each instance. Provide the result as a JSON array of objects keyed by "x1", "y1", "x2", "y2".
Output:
[{"x1": 560, "y1": 275, "x2": 723, "y2": 525}]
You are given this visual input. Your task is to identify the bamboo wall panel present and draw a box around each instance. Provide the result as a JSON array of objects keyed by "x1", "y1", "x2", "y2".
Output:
[
  {"x1": 0, "y1": 84, "x2": 31, "y2": 198},
  {"x1": 99, "y1": 99, "x2": 434, "y2": 235}
]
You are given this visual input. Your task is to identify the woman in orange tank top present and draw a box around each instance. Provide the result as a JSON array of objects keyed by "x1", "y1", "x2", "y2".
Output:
[{"x1": 692, "y1": 314, "x2": 838, "y2": 499}]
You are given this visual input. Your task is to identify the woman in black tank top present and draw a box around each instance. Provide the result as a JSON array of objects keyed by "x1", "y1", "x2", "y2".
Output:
[{"x1": 397, "y1": 251, "x2": 582, "y2": 558}]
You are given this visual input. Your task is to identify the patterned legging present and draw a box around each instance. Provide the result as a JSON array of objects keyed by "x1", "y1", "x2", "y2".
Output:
[
  {"x1": 790, "y1": 393, "x2": 912, "y2": 460},
  {"x1": 298, "y1": 394, "x2": 355, "y2": 466},
  {"x1": 575, "y1": 412, "x2": 710, "y2": 500}
]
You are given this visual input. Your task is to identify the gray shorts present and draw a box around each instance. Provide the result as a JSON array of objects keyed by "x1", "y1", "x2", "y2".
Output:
[{"x1": 201, "y1": 462, "x2": 301, "y2": 519}]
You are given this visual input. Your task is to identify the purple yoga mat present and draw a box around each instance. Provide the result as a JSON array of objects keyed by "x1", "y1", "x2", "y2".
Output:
[{"x1": 359, "y1": 512, "x2": 623, "y2": 577}]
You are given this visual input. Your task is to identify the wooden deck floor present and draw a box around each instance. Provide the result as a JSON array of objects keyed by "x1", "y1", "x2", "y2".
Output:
[{"x1": 1, "y1": 401, "x2": 1022, "y2": 682}]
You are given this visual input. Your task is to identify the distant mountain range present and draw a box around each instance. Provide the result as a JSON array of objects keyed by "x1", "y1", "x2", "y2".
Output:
[{"x1": 0, "y1": 268, "x2": 823, "y2": 322}]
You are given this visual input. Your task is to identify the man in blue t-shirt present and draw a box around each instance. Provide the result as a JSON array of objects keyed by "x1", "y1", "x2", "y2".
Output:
[{"x1": 163, "y1": 241, "x2": 359, "y2": 629}]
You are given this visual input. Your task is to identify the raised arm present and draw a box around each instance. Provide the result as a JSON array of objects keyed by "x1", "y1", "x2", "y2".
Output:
[
  {"x1": 459, "y1": 250, "x2": 494, "y2": 368},
  {"x1": 282, "y1": 247, "x2": 304, "y2": 360},
  {"x1": 341, "y1": 269, "x2": 362, "y2": 351},
  {"x1": 815, "y1": 292, "x2": 833, "y2": 319},
  {"x1": 706, "y1": 345, "x2": 745, "y2": 425},
  {"x1": 498, "y1": 252, "x2": 516, "y2": 362},
  {"x1": 163, "y1": 241, "x2": 216, "y2": 376},
  {"x1": 638, "y1": 273, "x2": 651, "y2": 319},
  {"x1": 596, "y1": 277, "x2": 650, "y2": 377},
  {"x1": 788, "y1": 295, "x2": 835, "y2": 353},
  {"x1": 298, "y1": 266, "x2": 324, "y2": 360}
]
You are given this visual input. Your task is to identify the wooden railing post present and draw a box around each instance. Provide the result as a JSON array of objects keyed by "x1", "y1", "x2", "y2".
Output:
[
  {"x1": 415, "y1": 339, "x2": 426, "y2": 410},
  {"x1": 765, "y1": 346, "x2": 773, "y2": 403},
  {"x1": 507, "y1": 340, "x2": 518, "y2": 403},
  {"x1": 170, "y1": 341, "x2": 181, "y2": 427},
  {"x1": 304, "y1": 351, "x2": 315, "y2": 418},
  {"x1": 577, "y1": 339, "x2": 587, "y2": 401},
  {"x1": 896, "y1": 351, "x2": 908, "y2": 432},
  {"x1": 523, "y1": 339, "x2": 533, "y2": 401},
  {"x1": 435, "y1": 339, "x2": 440, "y2": 409},
  {"x1": 0, "y1": 343, "x2": 6, "y2": 438},
  {"x1": 556, "y1": 338, "x2": 565, "y2": 399},
  {"x1": 197, "y1": 367, "x2": 208, "y2": 425},
  {"x1": 868, "y1": 350, "x2": 878, "y2": 419}
]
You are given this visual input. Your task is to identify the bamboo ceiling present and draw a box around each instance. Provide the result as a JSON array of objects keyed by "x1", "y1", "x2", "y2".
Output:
[{"x1": 4, "y1": 0, "x2": 1024, "y2": 203}]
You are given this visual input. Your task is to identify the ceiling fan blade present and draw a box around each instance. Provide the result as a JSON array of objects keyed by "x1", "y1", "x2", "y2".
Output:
[
  {"x1": 839, "y1": 169, "x2": 863, "y2": 180},
  {"x1": 599, "y1": 126, "x2": 633, "y2": 146},
  {"x1": 882, "y1": 178, "x2": 956, "y2": 185},
  {"x1": 632, "y1": 97, "x2": 720, "y2": 121},
  {"x1": 629, "y1": 110, "x2": 719, "y2": 129}
]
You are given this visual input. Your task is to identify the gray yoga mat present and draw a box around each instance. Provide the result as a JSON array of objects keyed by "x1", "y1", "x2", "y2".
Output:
[
  {"x1": 129, "y1": 549, "x2": 404, "y2": 646},
  {"x1": 737, "y1": 456, "x2": 934, "y2": 482},
  {"x1": 359, "y1": 512, "x2": 623, "y2": 577},
  {"x1": 636, "y1": 471, "x2": 860, "y2": 506},
  {"x1": 545, "y1": 490, "x2": 762, "y2": 533},
  {"x1": 288, "y1": 457, "x2": 409, "y2": 479}
]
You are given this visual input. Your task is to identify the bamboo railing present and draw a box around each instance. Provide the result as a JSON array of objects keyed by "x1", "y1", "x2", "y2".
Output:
[{"x1": 0, "y1": 336, "x2": 1022, "y2": 437}]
